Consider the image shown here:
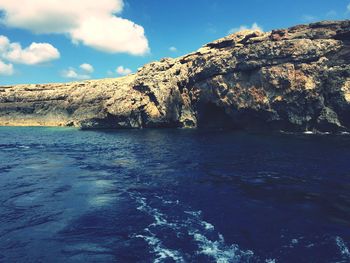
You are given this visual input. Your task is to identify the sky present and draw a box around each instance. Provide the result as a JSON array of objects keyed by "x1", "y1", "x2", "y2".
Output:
[{"x1": 0, "y1": 0, "x2": 349, "y2": 85}]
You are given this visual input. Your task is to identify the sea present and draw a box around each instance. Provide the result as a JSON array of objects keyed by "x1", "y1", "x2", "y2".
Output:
[{"x1": 0, "y1": 127, "x2": 349, "y2": 263}]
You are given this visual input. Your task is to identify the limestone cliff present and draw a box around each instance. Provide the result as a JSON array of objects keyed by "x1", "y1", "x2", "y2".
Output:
[{"x1": 1, "y1": 20, "x2": 350, "y2": 132}]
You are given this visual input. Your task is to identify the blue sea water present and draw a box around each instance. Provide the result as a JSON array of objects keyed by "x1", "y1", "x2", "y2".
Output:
[{"x1": 0, "y1": 127, "x2": 350, "y2": 263}]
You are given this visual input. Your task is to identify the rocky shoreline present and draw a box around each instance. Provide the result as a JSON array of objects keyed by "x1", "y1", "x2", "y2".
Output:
[{"x1": 1, "y1": 20, "x2": 350, "y2": 132}]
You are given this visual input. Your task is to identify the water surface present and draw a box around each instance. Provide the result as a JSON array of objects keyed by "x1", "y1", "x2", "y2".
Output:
[{"x1": 0, "y1": 127, "x2": 350, "y2": 262}]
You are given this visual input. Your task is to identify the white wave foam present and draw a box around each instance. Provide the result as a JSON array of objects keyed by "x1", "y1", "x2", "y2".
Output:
[
  {"x1": 202, "y1": 221, "x2": 215, "y2": 231},
  {"x1": 155, "y1": 195, "x2": 179, "y2": 205},
  {"x1": 132, "y1": 194, "x2": 184, "y2": 262},
  {"x1": 136, "y1": 229, "x2": 185, "y2": 263},
  {"x1": 184, "y1": 210, "x2": 202, "y2": 217},
  {"x1": 134, "y1": 195, "x2": 177, "y2": 228},
  {"x1": 189, "y1": 230, "x2": 254, "y2": 263},
  {"x1": 291, "y1": 239, "x2": 298, "y2": 245},
  {"x1": 335, "y1": 236, "x2": 350, "y2": 259},
  {"x1": 132, "y1": 193, "x2": 262, "y2": 262},
  {"x1": 303, "y1": 131, "x2": 315, "y2": 135},
  {"x1": 18, "y1": 145, "x2": 30, "y2": 149},
  {"x1": 185, "y1": 210, "x2": 214, "y2": 231}
]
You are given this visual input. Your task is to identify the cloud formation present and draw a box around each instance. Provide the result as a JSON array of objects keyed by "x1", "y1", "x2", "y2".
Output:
[
  {"x1": 62, "y1": 63, "x2": 94, "y2": 80},
  {"x1": 116, "y1": 65, "x2": 132, "y2": 76},
  {"x1": 228, "y1": 22, "x2": 262, "y2": 34},
  {"x1": 0, "y1": 59, "x2": 14, "y2": 75},
  {"x1": 348, "y1": 3, "x2": 350, "y2": 12},
  {"x1": 7, "y1": 44, "x2": 59, "y2": 65},
  {"x1": 169, "y1": 46, "x2": 177, "y2": 52},
  {"x1": 0, "y1": 35, "x2": 60, "y2": 65},
  {"x1": 0, "y1": 0, "x2": 150, "y2": 55},
  {"x1": 80, "y1": 63, "x2": 94, "y2": 74}
]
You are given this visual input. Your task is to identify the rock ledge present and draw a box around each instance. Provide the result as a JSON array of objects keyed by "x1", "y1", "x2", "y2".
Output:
[{"x1": 1, "y1": 20, "x2": 350, "y2": 132}]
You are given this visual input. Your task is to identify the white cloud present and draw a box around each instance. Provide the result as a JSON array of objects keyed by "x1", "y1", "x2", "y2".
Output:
[
  {"x1": 80, "y1": 63, "x2": 94, "y2": 73},
  {"x1": 228, "y1": 23, "x2": 263, "y2": 34},
  {"x1": 62, "y1": 66, "x2": 91, "y2": 80},
  {"x1": 169, "y1": 46, "x2": 177, "y2": 52},
  {"x1": 0, "y1": 0, "x2": 149, "y2": 55},
  {"x1": 6, "y1": 42, "x2": 60, "y2": 65},
  {"x1": 0, "y1": 0, "x2": 124, "y2": 34},
  {"x1": 0, "y1": 35, "x2": 10, "y2": 52},
  {"x1": 70, "y1": 16, "x2": 149, "y2": 55},
  {"x1": 347, "y1": 3, "x2": 350, "y2": 12},
  {"x1": 0, "y1": 59, "x2": 13, "y2": 75},
  {"x1": 0, "y1": 35, "x2": 59, "y2": 66},
  {"x1": 116, "y1": 65, "x2": 132, "y2": 76}
]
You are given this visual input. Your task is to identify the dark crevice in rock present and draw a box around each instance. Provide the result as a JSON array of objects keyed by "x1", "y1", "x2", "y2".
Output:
[
  {"x1": 147, "y1": 93, "x2": 160, "y2": 107},
  {"x1": 334, "y1": 31, "x2": 350, "y2": 41},
  {"x1": 80, "y1": 112, "x2": 142, "y2": 130},
  {"x1": 134, "y1": 83, "x2": 160, "y2": 108},
  {"x1": 196, "y1": 103, "x2": 237, "y2": 129},
  {"x1": 206, "y1": 39, "x2": 235, "y2": 49},
  {"x1": 133, "y1": 84, "x2": 151, "y2": 93}
]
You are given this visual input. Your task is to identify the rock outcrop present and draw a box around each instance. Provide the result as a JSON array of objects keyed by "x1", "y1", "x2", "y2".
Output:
[{"x1": 1, "y1": 20, "x2": 350, "y2": 132}]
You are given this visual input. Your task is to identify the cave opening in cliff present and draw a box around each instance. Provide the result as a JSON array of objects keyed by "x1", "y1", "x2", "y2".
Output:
[{"x1": 197, "y1": 102, "x2": 236, "y2": 129}]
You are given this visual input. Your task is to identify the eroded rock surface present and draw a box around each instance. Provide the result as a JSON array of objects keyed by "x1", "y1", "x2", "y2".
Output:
[{"x1": 1, "y1": 20, "x2": 350, "y2": 132}]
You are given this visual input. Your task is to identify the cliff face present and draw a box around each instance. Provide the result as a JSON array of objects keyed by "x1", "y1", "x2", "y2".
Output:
[{"x1": 1, "y1": 20, "x2": 350, "y2": 132}]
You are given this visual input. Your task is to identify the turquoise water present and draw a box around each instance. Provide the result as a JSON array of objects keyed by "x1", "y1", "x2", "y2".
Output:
[{"x1": 0, "y1": 127, "x2": 350, "y2": 262}]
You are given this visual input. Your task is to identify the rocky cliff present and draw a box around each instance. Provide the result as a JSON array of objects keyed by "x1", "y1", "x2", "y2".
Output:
[{"x1": 1, "y1": 20, "x2": 350, "y2": 132}]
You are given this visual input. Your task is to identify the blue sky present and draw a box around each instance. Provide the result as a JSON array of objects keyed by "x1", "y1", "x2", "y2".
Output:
[{"x1": 0, "y1": 0, "x2": 349, "y2": 85}]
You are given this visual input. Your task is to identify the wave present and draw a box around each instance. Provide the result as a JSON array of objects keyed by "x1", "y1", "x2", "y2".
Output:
[
  {"x1": 130, "y1": 193, "x2": 268, "y2": 263},
  {"x1": 136, "y1": 229, "x2": 185, "y2": 263},
  {"x1": 335, "y1": 236, "x2": 350, "y2": 260},
  {"x1": 185, "y1": 210, "x2": 254, "y2": 263},
  {"x1": 132, "y1": 194, "x2": 185, "y2": 262}
]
